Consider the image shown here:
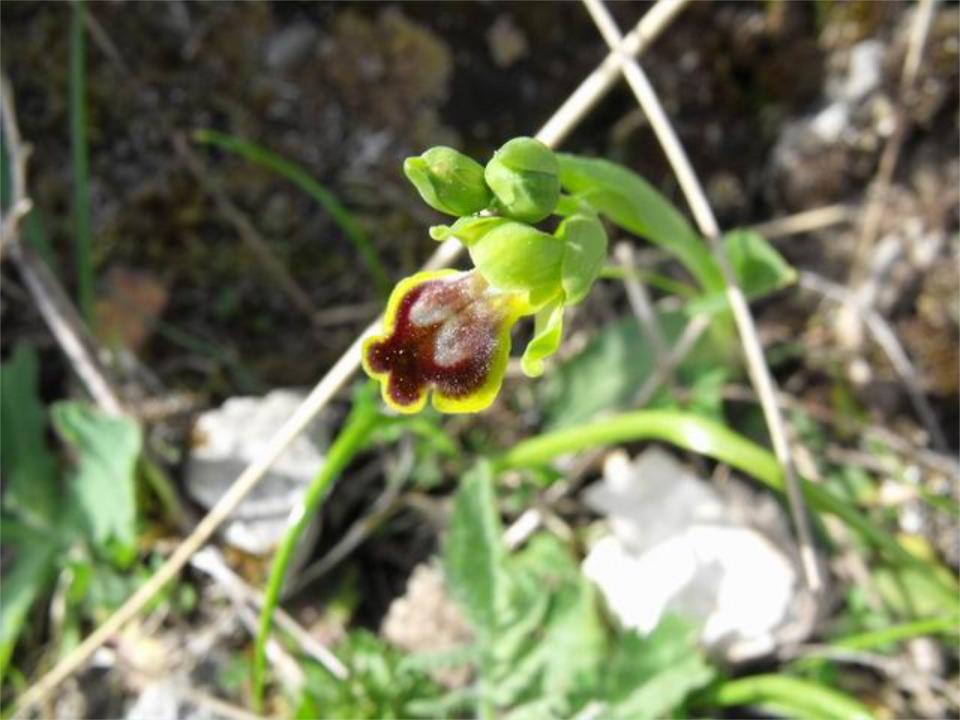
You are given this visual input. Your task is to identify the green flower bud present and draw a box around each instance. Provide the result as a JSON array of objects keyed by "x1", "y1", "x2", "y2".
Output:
[
  {"x1": 467, "y1": 220, "x2": 563, "y2": 303},
  {"x1": 404, "y1": 147, "x2": 492, "y2": 217},
  {"x1": 484, "y1": 137, "x2": 560, "y2": 224}
]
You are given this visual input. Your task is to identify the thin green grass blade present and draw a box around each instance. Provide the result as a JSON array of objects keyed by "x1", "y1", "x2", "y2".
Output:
[
  {"x1": 702, "y1": 674, "x2": 873, "y2": 720},
  {"x1": 70, "y1": 0, "x2": 94, "y2": 324},
  {"x1": 251, "y1": 397, "x2": 382, "y2": 709},
  {"x1": 192, "y1": 129, "x2": 391, "y2": 296},
  {"x1": 493, "y1": 411, "x2": 959, "y2": 605},
  {"x1": 833, "y1": 615, "x2": 960, "y2": 650}
]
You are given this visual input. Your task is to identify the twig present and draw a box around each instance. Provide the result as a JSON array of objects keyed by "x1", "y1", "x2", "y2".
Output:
[
  {"x1": 721, "y1": 384, "x2": 958, "y2": 480},
  {"x1": 1, "y1": 75, "x2": 124, "y2": 417},
  {"x1": 190, "y1": 547, "x2": 348, "y2": 680},
  {"x1": 173, "y1": 134, "x2": 319, "y2": 322},
  {"x1": 505, "y1": 449, "x2": 606, "y2": 551},
  {"x1": 537, "y1": 0, "x2": 690, "y2": 146},
  {"x1": 582, "y1": 0, "x2": 822, "y2": 594},
  {"x1": 0, "y1": 75, "x2": 33, "y2": 257},
  {"x1": 9, "y1": 243, "x2": 125, "y2": 416},
  {"x1": 10, "y1": 3, "x2": 689, "y2": 713},
  {"x1": 747, "y1": 204, "x2": 853, "y2": 241},
  {"x1": 847, "y1": 0, "x2": 938, "y2": 287},
  {"x1": 286, "y1": 460, "x2": 405, "y2": 597},
  {"x1": 614, "y1": 242, "x2": 672, "y2": 385},
  {"x1": 798, "y1": 270, "x2": 949, "y2": 452},
  {"x1": 633, "y1": 313, "x2": 710, "y2": 408}
]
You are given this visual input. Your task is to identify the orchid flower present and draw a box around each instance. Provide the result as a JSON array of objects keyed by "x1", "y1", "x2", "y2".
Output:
[{"x1": 363, "y1": 139, "x2": 608, "y2": 414}]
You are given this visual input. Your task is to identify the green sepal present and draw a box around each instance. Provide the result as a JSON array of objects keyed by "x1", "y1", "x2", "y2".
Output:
[
  {"x1": 521, "y1": 298, "x2": 564, "y2": 377},
  {"x1": 468, "y1": 220, "x2": 564, "y2": 300},
  {"x1": 404, "y1": 147, "x2": 492, "y2": 217},
  {"x1": 429, "y1": 215, "x2": 509, "y2": 245},
  {"x1": 484, "y1": 137, "x2": 560, "y2": 224},
  {"x1": 557, "y1": 213, "x2": 608, "y2": 306}
]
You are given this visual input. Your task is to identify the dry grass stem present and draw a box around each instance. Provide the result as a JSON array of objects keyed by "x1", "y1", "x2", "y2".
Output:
[
  {"x1": 190, "y1": 548, "x2": 348, "y2": 680},
  {"x1": 536, "y1": 0, "x2": 689, "y2": 147},
  {"x1": 748, "y1": 204, "x2": 854, "y2": 241},
  {"x1": 798, "y1": 271, "x2": 949, "y2": 452},
  {"x1": 2, "y1": 75, "x2": 125, "y2": 417},
  {"x1": 582, "y1": 0, "x2": 822, "y2": 593},
  {"x1": 847, "y1": 0, "x2": 938, "y2": 287},
  {"x1": 615, "y1": 242, "x2": 672, "y2": 378}
]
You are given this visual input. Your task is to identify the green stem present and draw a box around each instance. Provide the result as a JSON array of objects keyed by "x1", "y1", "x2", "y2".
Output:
[
  {"x1": 70, "y1": 0, "x2": 93, "y2": 325},
  {"x1": 251, "y1": 402, "x2": 381, "y2": 708},
  {"x1": 192, "y1": 129, "x2": 391, "y2": 297},
  {"x1": 493, "y1": 410, "x2": 958, "y2": 604},
  {"x1": 701, "y1": 674, "x2": 872, "y2": 720}
]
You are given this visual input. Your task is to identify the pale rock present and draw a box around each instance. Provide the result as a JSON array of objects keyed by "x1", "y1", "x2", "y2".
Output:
[
  {"x1": 582, "y1": 448, "x2": 805, "y2": 662},
  {"x1": 186, "y1": 390, "x2": 330, "y2": 555}
]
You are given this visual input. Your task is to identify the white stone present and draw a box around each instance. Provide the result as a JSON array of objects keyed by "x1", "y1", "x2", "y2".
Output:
[
  {"x1": 582, "y1": 448, "x2": 802, "y2": 662},
  {"x1": 186, "y1": 390, "x2": 329, "y2": 555}
]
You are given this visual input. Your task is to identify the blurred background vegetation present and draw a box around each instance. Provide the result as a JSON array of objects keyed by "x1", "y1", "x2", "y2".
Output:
[{"x1": 1, "y1": 1, "x2": 958, "y2": 718}]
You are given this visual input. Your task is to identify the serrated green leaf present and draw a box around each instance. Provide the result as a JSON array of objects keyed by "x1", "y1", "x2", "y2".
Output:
[
  {"x1": 444, "y1": 461, "x2": 504, "y2": 639},
  {"x1": 602, "y1": 615, "x2": 714, "y2": 720},
  {"x1": 51, "y1": 402, "x2": 142, "y2": 557},
  {"x1": 557, "y1": 154, "x2": 723, "y2": 294},
  {"x1": 0, "y1": 344, "x2": 60, "y2": 527},
  {"x1": 494, "y1": 535, "x2": 607, "y2": 712}
]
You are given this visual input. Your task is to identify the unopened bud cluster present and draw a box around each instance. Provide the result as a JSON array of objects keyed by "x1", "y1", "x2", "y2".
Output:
[{"x1": 404, "y1": 137, "x2": 560, "y2": 223}]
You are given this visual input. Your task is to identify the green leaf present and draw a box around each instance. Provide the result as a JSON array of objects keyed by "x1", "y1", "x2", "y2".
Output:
[
  {"x1": 517, "y1": 536, "x2": 606, "y2": 701},
  {"x1": 557, "y1": 153, "x2": 723, "y2": 293},
  {"x1": 723, "y1": 229, "x2": 796, "y2": 298},
  {"x1": 0, "y1": 345, "x2": 59, "y2": 526},
  {"x1": 51, "y1": 402, "x2": 142, "y2": 558},
  {"x1": 595, "y1": 616, "x2": 714, "y2": 720},
  {"x1": 0, "y1": 517, "x2": 60, "y2": 680},
  {"x1": 521, "y1": 299, "x2": 564, "y2": 378},
  {"x1": 703, "y1": 674, "x2": 873, "y2": 720},
  {"x1": 493, "y1": 535, "x2": 607, "y2": 716},
  {"x1": 444, "y1": 461, "x2": 504, "y2": 639},
  {"x1": 557, "y1": 213, "x2": 608, "y2": 306},
  {"x1": 540, "y1": 313, "x2": 716, "y2": 429}
]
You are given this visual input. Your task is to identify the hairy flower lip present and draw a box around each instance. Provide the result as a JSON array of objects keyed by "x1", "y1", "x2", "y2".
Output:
[{"x1": 362, "y1": 270, "x2": 525, "y2": 414}]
